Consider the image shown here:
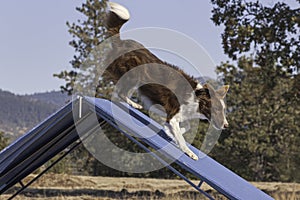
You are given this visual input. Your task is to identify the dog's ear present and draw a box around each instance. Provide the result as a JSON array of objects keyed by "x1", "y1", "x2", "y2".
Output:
[
  {"x1": 202, "y1": 84, "x2": 229, "y2": 98},
  {"x1": 216, "y1": 85, "x2": 229, "y2": 99}
]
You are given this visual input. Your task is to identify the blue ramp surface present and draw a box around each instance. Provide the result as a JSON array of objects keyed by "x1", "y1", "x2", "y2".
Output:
[
  {"x1": 0, "y1": 97, "x2": 274, "y2": 200},
  {"x1": 85, "y1": 97, "x2": 273, "y2": 200}
]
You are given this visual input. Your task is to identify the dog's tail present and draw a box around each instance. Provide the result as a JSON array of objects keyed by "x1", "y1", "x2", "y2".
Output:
[{"x1": 105, "y1": 2, "x2": 130, "y2": 37}]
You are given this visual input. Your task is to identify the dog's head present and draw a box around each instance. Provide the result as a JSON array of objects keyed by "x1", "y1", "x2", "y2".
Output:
[{"x1": 195, "y1": 84, "x2": 229, "y2": 130}]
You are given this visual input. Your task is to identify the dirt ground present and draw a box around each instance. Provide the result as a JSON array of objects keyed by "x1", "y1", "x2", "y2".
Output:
[{"x1": 1, "y1": 173, "x2": 300, "y2": 200}]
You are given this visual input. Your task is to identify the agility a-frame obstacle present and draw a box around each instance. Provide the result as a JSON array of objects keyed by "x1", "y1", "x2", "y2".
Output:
[{"x1": 0, "y1": 96, "x2": 273, "y2": 199}]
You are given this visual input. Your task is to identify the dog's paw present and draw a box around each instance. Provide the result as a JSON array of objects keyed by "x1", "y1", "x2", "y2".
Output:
[
  {"x1": 187, "y1": 151, "x2": 198, "y2": 161},
  {"x1": 131, "y1": 102, "x2": 143, "y2": 109},
  {"x1": 182, "y1": 147, "x2": 198, "y2": 160},
  {"x1": 125, "y1": 97, "x2": 143, "y2": 109}
]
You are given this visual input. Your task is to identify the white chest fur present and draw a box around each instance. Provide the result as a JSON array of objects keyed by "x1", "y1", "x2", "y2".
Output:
[{"x1": 176, "y1": 93, "x2": 207, "y2": 122}]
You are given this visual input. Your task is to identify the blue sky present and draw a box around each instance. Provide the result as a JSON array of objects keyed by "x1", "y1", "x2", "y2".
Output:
[{"x1": 0, "y1": 0, "x2": 298, "y2": 94}]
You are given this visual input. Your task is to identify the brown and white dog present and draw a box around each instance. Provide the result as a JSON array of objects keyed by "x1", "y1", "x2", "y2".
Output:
[{"x1": 102, "y1": 2, "x2": 229, "y2": 160}]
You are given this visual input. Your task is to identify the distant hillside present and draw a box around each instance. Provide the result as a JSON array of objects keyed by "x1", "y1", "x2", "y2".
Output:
[
  {"x1": 26, "y1": 91, "x2": 70, "y2": 107},
  {"x1": 0, "y1": 90, "x2": 70, "y2": 140}
]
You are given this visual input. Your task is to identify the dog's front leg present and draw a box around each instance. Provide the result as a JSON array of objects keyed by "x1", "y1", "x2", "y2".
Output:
[
  {"x1": 169, "y1": 116, "x2": 198, "y2": 160},
  {"x1": 113, "y1": 91, "x2": 143, "y2": 109},
  {"x1": 125, "y1": 97, "x2": 143, "y2": 109},
  {"x1": 125, "y1": 85, "x2": 143, "y2": 109}
]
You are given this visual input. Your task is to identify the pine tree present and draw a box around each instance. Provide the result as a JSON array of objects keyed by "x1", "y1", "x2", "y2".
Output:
[
  {"x1": 53, "y1": 0, "x2": 114, "y2": 176},
  {"x1": 54, "y1": 0, "x2": 109, "y2": 96}
]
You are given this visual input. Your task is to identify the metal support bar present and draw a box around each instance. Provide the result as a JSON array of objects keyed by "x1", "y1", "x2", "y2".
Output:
[
  {"x1": 198, "y1": 180, "x2": 204, "y2": 188},
  {"x1": 8, "y1": 139, "x2": 83, "y2": 200},
  {"x1": 18, "y1": 181, "x2": 24, "y2": 188},
  {"x1": 122, "y1": 131, "x2": 215, "y2": 199},
  {"x1": 79, "y1": 96, "x2": 83, "y2": 119},
  {"x1": 8, "y1": 120, "x2": 108, "y2": 200}
]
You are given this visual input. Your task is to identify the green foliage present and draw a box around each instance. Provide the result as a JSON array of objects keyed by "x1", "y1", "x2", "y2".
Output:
[
  {"x1": 210, "y1": 0, "x2": 300, "y2": 181},
  {"x1": 213, "y1": 57, "x2": 300, "y2": 181},
  {"x1": 54, "y1": 0, "x2": 109, "y2": 96},
  {"x1": 211, "y1": 0, "x2": 300, "y2": 73},
  {"x1": 45, "y1": 154, "x2": 72, "y2": 174}
]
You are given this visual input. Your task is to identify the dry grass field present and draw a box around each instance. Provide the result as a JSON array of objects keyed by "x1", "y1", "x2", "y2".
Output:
[{"x1": 1, "y1": 173, "x2": 300, "y2": 200}]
